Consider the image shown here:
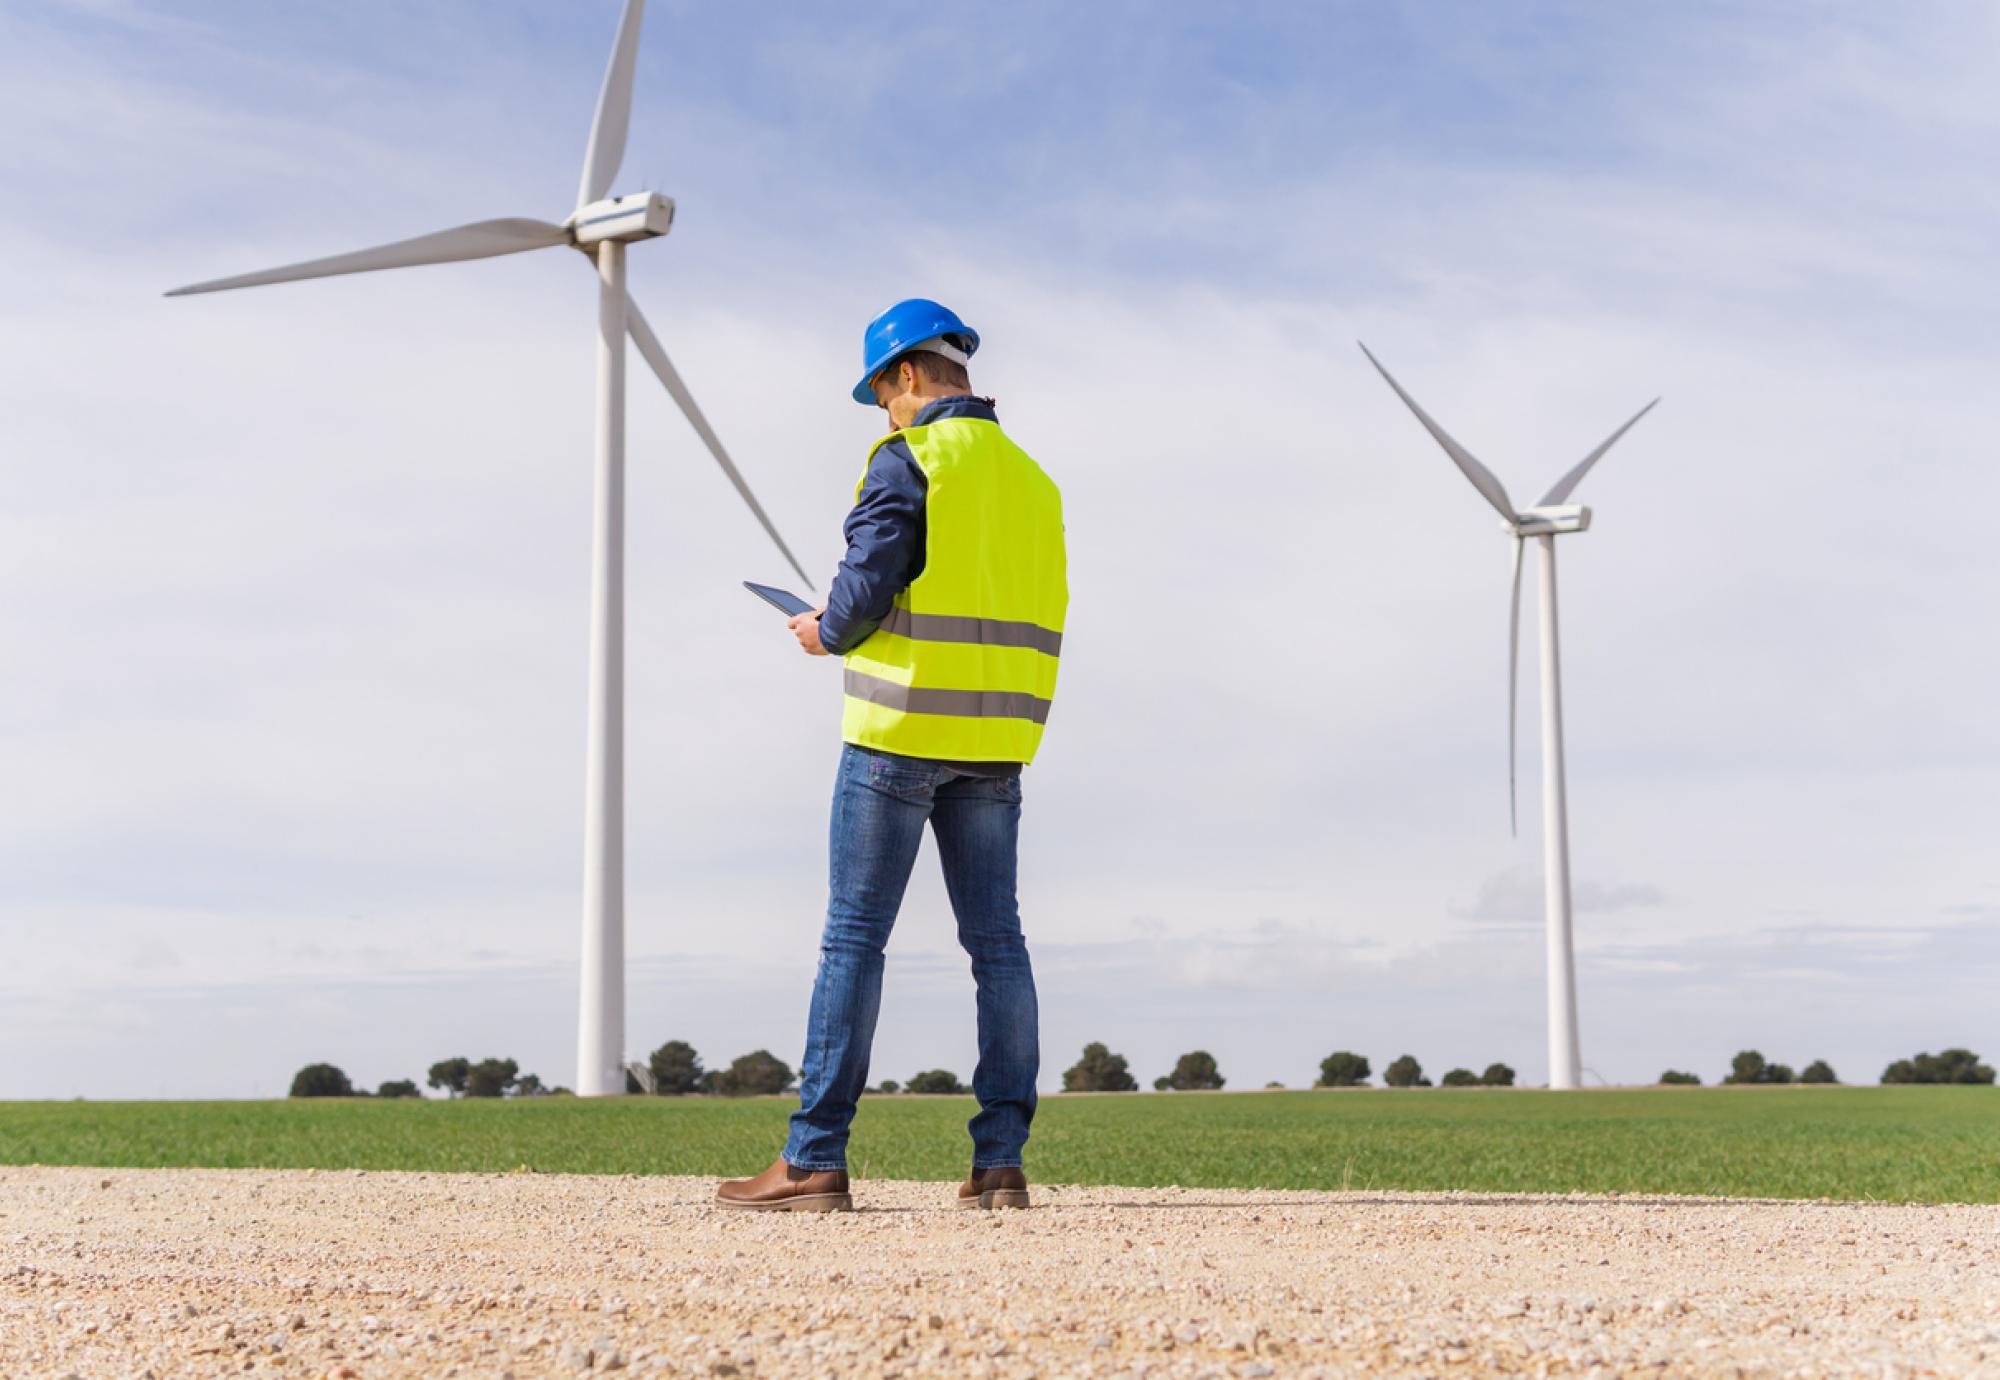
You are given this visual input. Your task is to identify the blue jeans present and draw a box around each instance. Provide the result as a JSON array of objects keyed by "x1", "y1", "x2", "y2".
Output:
[{"x1": 783, "y1": 744, "x2": 1039, "y2": 1171}]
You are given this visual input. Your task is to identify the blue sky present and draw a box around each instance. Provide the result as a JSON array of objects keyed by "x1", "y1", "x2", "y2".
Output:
[{"x1": 1, "y1": 1, "x2": 1995, "y2": 1100}]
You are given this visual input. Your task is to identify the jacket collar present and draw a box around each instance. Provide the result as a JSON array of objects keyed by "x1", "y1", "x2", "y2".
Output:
[{"x1": 912, "y1": 394, "x2": 998, "y2": 427}]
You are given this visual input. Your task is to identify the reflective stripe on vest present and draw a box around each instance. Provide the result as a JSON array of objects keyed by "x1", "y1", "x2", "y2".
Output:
[
  {"x1": 878, "y1": 606, "x2": 1064, "y2": 658},
  {"x1": 844, "y1": 668, "x2": 1053, "y2": 725},
  {"x1": 840, "y1": 415, "x2": 1067, "y2": 764}
]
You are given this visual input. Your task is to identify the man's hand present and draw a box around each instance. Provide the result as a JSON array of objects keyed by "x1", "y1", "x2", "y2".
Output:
[{"x1": 787, "y1": 607, "x2": 829, "y2": 656}]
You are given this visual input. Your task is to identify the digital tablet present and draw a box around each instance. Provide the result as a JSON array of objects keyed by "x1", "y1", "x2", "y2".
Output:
[{"x1": 743, "y1": 581, "x2": 815, "y2": 617}]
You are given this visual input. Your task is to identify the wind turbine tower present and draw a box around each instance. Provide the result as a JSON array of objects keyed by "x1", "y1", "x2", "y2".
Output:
[
  {"x1": 166, "y1": 0, "x2": 812, "y2": 1096},
  {"x1": 1360, "y1": 343, "x2": 1657, "y2": 1090}
]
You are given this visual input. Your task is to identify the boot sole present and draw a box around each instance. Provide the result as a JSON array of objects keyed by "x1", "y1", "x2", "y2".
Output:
[
  {"x1": 714, "y1": 1192, "x2": 853, "y2": 1213},
  {"x1": 956, "y1": 1188, "x2": 1032, "y2": 1211}
]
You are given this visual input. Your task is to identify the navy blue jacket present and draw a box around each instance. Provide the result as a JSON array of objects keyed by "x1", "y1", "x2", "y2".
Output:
[{"x1": 818, "y1": 395, "x2": 998, "y2": 656}]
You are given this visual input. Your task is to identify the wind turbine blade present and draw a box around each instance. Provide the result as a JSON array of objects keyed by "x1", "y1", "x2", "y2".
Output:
[
  {"x1": 577, "y1": 0, "x2": 646, "y2": 207},
  {"x1": 625, "y1": 295, "x2": 815, "y2": 590},
  {"x1": 1507, "y1": 534, "x2": 1524, "y2": 838},
  {"x1": 1537, "y1": 397, "x2": 1661, "y2": 506},
  {"x1": 164, "y1": 219, "x2": 569, "y2": 297},
  {"x1": 1358, "y1": 342, "x2": 1519, "y2": 524}
]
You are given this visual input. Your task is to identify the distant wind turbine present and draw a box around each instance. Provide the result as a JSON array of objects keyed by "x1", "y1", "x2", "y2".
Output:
[
  {"x1": 1359, "y1": 342, "x2": 1657, "y2": 1090},
  {"x1": 167, "y1": 0, "x2": 812, "y2": 1097}
]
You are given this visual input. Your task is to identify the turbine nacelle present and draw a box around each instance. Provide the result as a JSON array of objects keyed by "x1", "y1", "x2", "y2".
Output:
[
  {"x1": 1511, "y1": 505, "x2": 1591, "y2": 537},
  {"x1": 569, "y1": 191, "x2": 675, "y2": 245}
]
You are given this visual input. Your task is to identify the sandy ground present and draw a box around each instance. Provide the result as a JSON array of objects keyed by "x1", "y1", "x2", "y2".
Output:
[{"x1": 2, "y1": 1166, "x2": 1996, "y2": 1379}]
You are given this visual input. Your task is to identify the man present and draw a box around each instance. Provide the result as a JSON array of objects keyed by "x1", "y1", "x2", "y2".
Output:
[{"x1": 716, "y1": 299, "x2": 1067, "y2": 1212}]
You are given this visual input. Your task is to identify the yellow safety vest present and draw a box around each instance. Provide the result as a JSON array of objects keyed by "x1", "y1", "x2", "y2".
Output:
[{"x1": 841, "y1": 415, "x2": 1067, "y2": 764}]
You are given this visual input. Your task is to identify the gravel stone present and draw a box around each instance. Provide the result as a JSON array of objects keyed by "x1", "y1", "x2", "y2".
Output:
[{"x1": 1, "y1": 1165, "x2": 1995, "y2": 1377}]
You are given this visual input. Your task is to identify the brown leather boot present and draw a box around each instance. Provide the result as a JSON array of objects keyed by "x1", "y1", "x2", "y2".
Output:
[
  {"x1": 956, "y1": 1166, "x2": 1030, "y2": 1210},
  {"x1": 715, "y1": 1157, "x2": 852, "y2": 1212}
]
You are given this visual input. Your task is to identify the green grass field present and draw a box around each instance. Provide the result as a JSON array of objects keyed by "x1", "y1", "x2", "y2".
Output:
[{"x1": 3, "y1": 1088, "x2": 1995, "y2": 1203}]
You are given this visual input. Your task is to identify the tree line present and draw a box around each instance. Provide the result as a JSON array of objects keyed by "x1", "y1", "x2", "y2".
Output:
[
  {"x1": 1060, "y1": 1043, "x2": 1993, "y2": 1091},
  {"x1": 642, "y1": 1042, "x2": 972, "y2": 1097},
  {"x1": 1659, "y1": 1048, "x2": 1993, "y2": 1087},
  {"x1": 289, "y1": 1041, "x2": 1994, "y2": 1098},
  {"x1": 288, "y1": 1056, "x2": 559, "y2": 1099}
]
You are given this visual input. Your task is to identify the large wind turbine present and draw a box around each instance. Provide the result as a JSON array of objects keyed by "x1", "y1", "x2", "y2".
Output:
[
  {"x1": 167, "y1": 0, "x2": 812, "y2": 1097},
  {"x1": 1359, "y1": 343, "x2": 1656, "y2": 1090}
]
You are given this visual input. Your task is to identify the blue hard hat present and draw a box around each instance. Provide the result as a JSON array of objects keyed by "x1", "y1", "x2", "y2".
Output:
[{"x1": 852, "y1": 298, "x2": 980, "y2": 404}]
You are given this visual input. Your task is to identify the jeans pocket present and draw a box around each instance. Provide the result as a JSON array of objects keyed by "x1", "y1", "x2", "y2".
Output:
[
  {"x1": 993, "y1": 773, "x2": 1024, "y2": 805},
  {"x1": 865, "y1": 752, "x2": 936, "y2": 803}
]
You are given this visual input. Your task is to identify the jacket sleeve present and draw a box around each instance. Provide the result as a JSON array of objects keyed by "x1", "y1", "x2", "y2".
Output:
[{"x1": 817, "y1": 441, "x2": 926, "y2": 656}]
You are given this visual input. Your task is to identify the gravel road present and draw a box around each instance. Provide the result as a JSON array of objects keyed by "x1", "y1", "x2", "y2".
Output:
[{"x1": 4, "y1": 1165, "x2": 1995, "y2": 1378}]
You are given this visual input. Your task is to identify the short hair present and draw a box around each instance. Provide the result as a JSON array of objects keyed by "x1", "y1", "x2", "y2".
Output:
[{"x1": 889, "y1": 348, "x2": 970, "y2": 392}]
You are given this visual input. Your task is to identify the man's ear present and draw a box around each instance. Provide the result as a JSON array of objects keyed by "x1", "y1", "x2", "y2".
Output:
[{"x1": 899, "y1": 359, "x2": 920, "y2": 391}]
